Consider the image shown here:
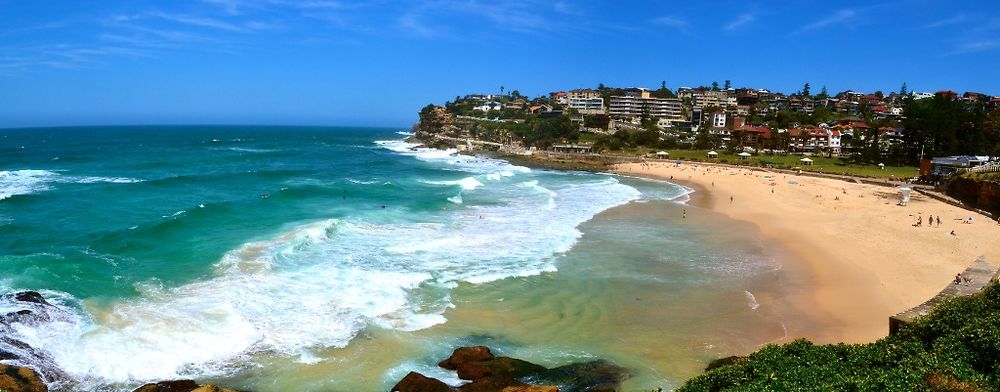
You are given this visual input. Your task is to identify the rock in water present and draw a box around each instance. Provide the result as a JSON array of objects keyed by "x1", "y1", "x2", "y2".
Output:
[
  {"x1": 456, "y1": 376, "x2": 526, "y2": 392},
  {"x1": 438, "y1": 346, "x2": 495, "y2": 370},
  {"x1": 11, "y1": 292, "x2": 50, "y2": 306},
  {"x1": 390, "y1": 372, "x2": 454, "y2": 392},
  {"x1": 132, "y1": 380, "x2": 200, "y2": 392},
  {"x1": 532, "y1": 360, "x2": 629, "y2": 392},
  {"x1": 456, "y1": 357, "x2": 546, "y2": 381},
  {"x1": 500, "y1": 387, "x2": 559, "y2": 392},
  {"x1": 0, "y1": 364, "x2": 48, "y2": 392}
]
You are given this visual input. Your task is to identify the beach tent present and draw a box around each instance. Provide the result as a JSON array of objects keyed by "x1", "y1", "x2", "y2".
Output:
[
  {"x1": 737, "y1": 152, "x2": 751, "y2": 160},
  {"x1": 656, "y1": 151, "x2": 669, "y2": 158},
  {"x1": 899, "y1": 187, "x2": 911, "y2": 206},
  {"x1": 707, "y1": 151, "x2": 719, "y2": 159},
  {"x1": 799, "y1": 157, "x2": 814, "y2": 166}
]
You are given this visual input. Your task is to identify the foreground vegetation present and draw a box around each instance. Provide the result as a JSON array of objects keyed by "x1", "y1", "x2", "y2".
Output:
[{"x1": 679, "y1": 282, "x2": 1000, "y2": 391}]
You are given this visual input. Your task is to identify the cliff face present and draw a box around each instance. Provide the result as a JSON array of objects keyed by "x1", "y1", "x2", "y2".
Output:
[{"x1": 946, "y1": 175, "x2": 1000, "y2": 215}]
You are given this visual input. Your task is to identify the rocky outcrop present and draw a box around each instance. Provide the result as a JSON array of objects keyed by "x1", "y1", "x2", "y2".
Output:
[
  {"x1": 131, "y1": 380, "x2": 243, "y2": 392},
  {"x1": 390, "y1": 346, "x2": 629, "y2": 392},
  {"x1": 946, "y1": 176, "x2": 1000, "y2": 215},
  {"x1": 0, "y1": 364, "x2": 48, "y2": 392},
  {"x1": 0, "y1": 291, "x2": 74, "y2": 387},
  {"x1": 439, "y1": 346, "x2": 495, "y2": 370},
  {"x1": 391, "y1": 372, "x2": 454, "y2": 392}
]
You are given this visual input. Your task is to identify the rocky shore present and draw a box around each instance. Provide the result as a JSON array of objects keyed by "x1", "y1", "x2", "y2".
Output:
[{"x1": 390, "y1": 346, "x2": 628, "y2": 392}]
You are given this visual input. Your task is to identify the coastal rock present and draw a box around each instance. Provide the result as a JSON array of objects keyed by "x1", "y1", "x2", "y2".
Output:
[
  {"x1": 132, "y1": 380, "x2": 200, "y2": 392},
  {"x1": 389, "y1": 372, "x2": 454, "y2": 392},
  {"x1": 500, "y1": 387, "x2": 558, "y2": 392},
  {"x1": 704, "y1": 355, "x2": 748, "y2": 371},
  {"x1": 456, "y1": 376, "x2": 526, "y2": 392},
  {"x1": 439, "y1": 346, "x2": 495, "y2": 370},
  {"x1": 0, "y1": 364, "x2": 48, "y2": 392},
  {"x1": 532, "y1": 360, "x2": 629, "y2": 392},
  {"x1": 12, "y1": 292, "x2": 50, "y2": 306},
  {"x1": 190, "y1": 385, "x2": 242, "y2": 392},
  {"x1": 456, "y1": 357, "x2": 546, "y2": 381}
]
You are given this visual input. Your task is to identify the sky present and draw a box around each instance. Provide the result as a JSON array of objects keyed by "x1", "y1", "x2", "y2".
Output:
[{"x1": 1, "y1": 0, "x2": 999, "y2": 128}]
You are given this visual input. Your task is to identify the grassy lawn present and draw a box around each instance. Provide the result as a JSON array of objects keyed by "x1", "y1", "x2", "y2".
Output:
[{"x1": 644, "y1": 149, "x2": 917, "y2": 179}]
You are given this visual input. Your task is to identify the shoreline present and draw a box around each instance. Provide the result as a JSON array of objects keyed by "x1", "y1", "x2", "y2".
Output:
[{"x1": 613, "y1": 160, "x2": 1000, "y2": 344}]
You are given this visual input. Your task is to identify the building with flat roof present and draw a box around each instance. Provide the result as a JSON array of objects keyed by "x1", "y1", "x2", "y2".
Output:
[{"x1": 609, "y1": 88, "x2": 682, "y2": 120}]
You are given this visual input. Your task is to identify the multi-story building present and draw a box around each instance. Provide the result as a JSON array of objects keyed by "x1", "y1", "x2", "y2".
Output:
[
  {"x1": 609, "y1": 88, "x2": 682, "y2": 120},
  {"x1": 692, "y1": 90, "x2": 733, "y2": 109},
  {"x1": 710, "y1": 111, "x2": 726, "y2": 128},
  {"x1": 567, "y1": 89, "x2": 605, "y2": 114}
]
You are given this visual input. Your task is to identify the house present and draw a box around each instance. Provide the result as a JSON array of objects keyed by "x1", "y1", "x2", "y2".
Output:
[
  {"x1": 549, "y1": 91, "x2": 568, "y2": 106},
  {"x1": 528, "y1": 104, "x2": 553, "y2": 114},
  {"x1": 473, "y1": 101, "x2": 503, "y2": 112},
  {"x1": 732, "y1": 124, "x2": 772, "y2": 148},
  {"x1": 709, "y1": 111, "x2": 726, "y2": 128},
  {"x1": 922, "y1": 156, "x2": 995, "y2": 177}
]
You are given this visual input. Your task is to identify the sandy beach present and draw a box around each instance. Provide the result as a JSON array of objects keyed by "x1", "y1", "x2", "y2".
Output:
[{"x1": 614, "y1": 161, "x2": 1000, "y2": 344}]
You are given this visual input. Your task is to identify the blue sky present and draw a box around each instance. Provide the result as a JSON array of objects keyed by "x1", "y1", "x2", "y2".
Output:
[{"x1": 1, "y1": 0, "x2": 999, "y2": 128}]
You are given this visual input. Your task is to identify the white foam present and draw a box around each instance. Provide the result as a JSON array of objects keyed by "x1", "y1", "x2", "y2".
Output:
[
  {"x1": 422, "y1": 176, "x2": 484, "y2": 191},
  {"x1": 0, "y1": 170, "x2": 143, "y2": 200},
  {"x1": 744, "y1": 290, "x2": 760, "y2": 310},
  {"x1": 0, "y1": 169, "x2": 58, "y2": 200}
]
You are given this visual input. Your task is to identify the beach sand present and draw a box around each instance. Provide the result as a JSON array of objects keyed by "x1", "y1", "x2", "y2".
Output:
[{"x1": 615, "y1": 161, "x2": 1000, "y2": 344}]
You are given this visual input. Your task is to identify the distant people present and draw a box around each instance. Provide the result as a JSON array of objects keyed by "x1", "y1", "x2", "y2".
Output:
[
  {"x1": 950, "y1": 230, "x2": 956, "y2": 236},
  {"x1": 966, "y1": 216, "x2": 974, "y2": 224},
  {"x1": 955, "y1": 274, "x2": 962, "y2": 285},
  {"x1": 963, "y1": 275, "x2": 973, "y2": 285},
  {"x1": 937, "y1": 216, "x2": 942, "y2": 227},
  {"x1": 683, "y1": 209, "x2": 687, "y2": 219},
  {"x1": 730, "y1": 195, "x2": 734, "y2": 203},
  {"x1": 916, "y1": 216, "x2": 922, "y2": 227}
]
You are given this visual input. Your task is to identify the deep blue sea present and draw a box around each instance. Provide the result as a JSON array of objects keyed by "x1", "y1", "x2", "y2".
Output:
[{"x1": 0, "y1": 126, "x2": 791, "y2": 391}]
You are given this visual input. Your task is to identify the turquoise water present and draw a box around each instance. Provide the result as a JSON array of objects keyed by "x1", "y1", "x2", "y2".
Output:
[{"x1": 1, "y1": 126, "x2": 791, "y2": 391}]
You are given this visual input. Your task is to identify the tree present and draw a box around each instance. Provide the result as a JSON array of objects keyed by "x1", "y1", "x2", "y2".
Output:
[
  {"x1": 597, "y1": 83, "x2": 606, "y2": 90},
  {"x1": 724, "y1": 80, "x2": 732, "y2": 90},
  {"x1": 900, "y1": 82, "x2": 908, "y2": 97},
  {"x1": 802, "y1": 82, "x2": 811, "y2": 98},
  {"x1": 661, "y1": 80, "x2": 667, "y2": 90},
  {"x1": 711, "y1": 81, "x2": 720, "y2": 91},
  {"x1": 817, "y1": 86, "x2": 829, "y2": 100}
]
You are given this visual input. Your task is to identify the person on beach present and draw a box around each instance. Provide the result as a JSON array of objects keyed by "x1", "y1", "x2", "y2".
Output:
[
  {"x1": 683, "y1": 209, "x2": 687, "y2": 219},
  {"x1": 730, "y1": 195, "x2": 734, "y2": 203},
  {"x1": 938, "y1": 216, "x2": 942, "y2": 227},
  {"x1": 917, "y1": 216, "x2": 922, "y2": 227},
  {"x1": 950, "y1": 230, "x2": 957, "y2": 236},
  {"x1": 955, "y1": 274, "x2": 962, "y2": 285},
  {"x1": 963, "y1": 275, "x2": 973, "y2": 285}
]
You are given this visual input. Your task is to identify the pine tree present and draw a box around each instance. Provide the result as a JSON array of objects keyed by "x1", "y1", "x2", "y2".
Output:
[
  {"x1": 802, "y1": 82, "x2": 811, "y2": 98},
  {"x1": 724, "y1": 80, "x2": 732, "y2": 90},
  {"x1": 711, "y1": 81, "x2": 719, "y2": 91},
  {"x1": 900, "y1": 82, "x2": 908, "y2": 97}
]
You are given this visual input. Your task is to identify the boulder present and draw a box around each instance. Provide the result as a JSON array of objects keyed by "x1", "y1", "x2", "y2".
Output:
[
  {"x1": 0, "y1": 364, "x2": 48, "y2": 392},
  {"x1": 132, "y1": 380, "x2": 200, "y2": 392},
  {"x1": 501, "y1": 386, "x2": 559, "y2": 392},
  {"x1": 532, "y1": 360, "x2": 629, "y2": 392},
  {"x1": 438, "y1": 346, "x2": 495, "y2": 370},
  {"x1": 190, "y1": 385, "x2": 241, "y2": 392},
  {"x1": 390, "y1": 372, "x2": 454, "y2": 392},
  {"x1": 456, "y1": 357, "x2": 546, "y2": 381},
  {"x1": 12, "y1": 292, "x2": 50, "y2": 306},
  {"x1": 456, "y1": 376, "x2": 526, "y2": 392}
]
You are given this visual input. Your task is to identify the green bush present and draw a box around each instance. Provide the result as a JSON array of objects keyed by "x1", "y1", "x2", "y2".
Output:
[{"x1": 679, "y1": 283, "x2": 1000, "y2": 391}]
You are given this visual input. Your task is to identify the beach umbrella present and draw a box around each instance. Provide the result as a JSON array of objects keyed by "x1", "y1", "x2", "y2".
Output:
[
  {"x1": 707, "y1": 151, "x2": 719, "y2": 158},
  {"x1": 737, "y1": 152, "x2": 751, "y2": 160},
  {"x1": 799, "y1": 157, "x2": 814, "y2": 166},
  {"x1": 656, "y1": 151, "x2": 669, "y2": 158}
]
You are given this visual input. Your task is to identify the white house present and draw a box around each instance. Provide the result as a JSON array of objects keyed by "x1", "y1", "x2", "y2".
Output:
[{"x1": 710, "y1": 112, "x2": 726, "y2": 128}]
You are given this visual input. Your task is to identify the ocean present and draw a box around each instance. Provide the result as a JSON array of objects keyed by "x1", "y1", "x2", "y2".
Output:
[{"x1": 0, "y1": 126, "x2": 795, "y2": 391}]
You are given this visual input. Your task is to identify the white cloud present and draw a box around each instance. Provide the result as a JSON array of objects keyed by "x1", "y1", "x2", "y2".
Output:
[
  {"x1": 651, "y1": 16, "x2": 689, "y2": 32},
  {"x1": 725, "y1": 13, "x2": 755, "y2": 31},
  {"x1": 801, "y1": 9, "x2": 856, "y2": 31}
]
